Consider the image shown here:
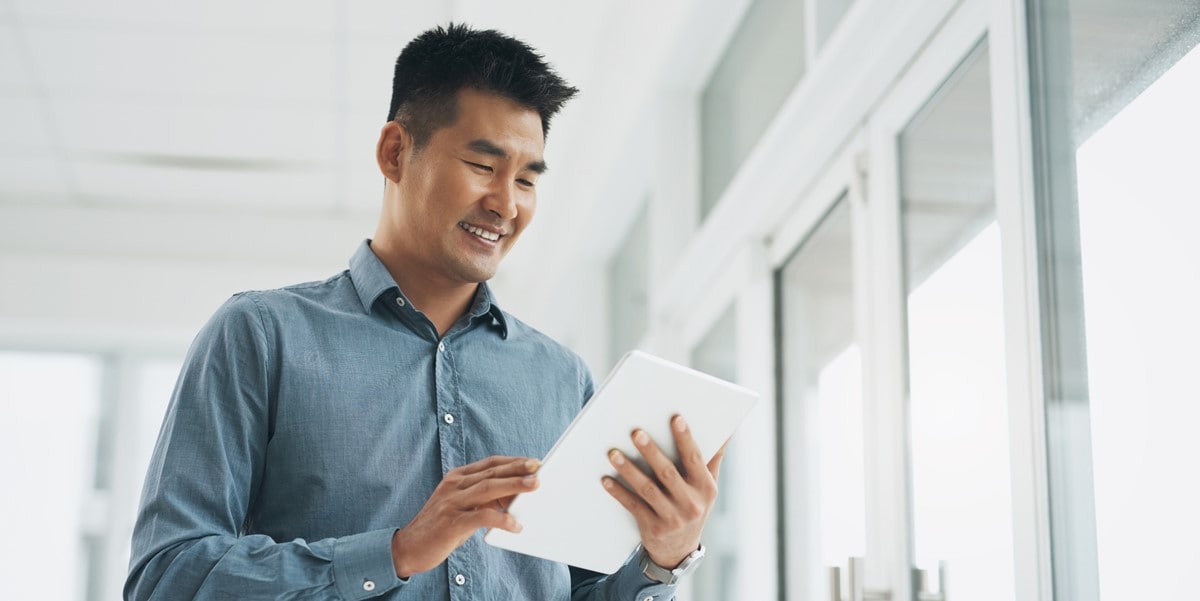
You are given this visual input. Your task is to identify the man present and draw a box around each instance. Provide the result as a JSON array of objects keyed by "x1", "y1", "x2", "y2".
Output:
[{"x1": 126, "y1": 24, "x2": 722, "y2": 600}]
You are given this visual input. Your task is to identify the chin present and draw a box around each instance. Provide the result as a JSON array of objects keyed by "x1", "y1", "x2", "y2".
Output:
[{"x1": 454, "y1": 263, "x2": 499, "y2": 283}]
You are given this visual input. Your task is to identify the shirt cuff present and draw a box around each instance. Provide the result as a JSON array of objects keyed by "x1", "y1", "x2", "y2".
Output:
[
  {"x1": 608, "y1": 557, "x2": 676, "y2": 601},
  {"x1": 332, "y1": 527, "x2": 405, "y2": 600}
]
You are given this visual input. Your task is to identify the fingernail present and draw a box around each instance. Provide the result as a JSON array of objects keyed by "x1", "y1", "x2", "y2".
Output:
[
  {"x1": 602, "y1": 477, "x2": 614, "y2": 489},
  {"x1": 523, "y1": 474, "x2": 537, "y2": 484},
  {"x1": 514, "y1": 522, "x2": 524, "y2": 533},
  {"x1": 525, "y1": 459, "x2": 540, "y2": 472},
  {"x1": 675, "y1": 416, "x2": 688, "y2": 432},
  {"x1": 609, "y1": 450, "x2": 626, "y2": 465},
  {"x1": 634, "y1": 430, "x2": 649, "y2": 445}
]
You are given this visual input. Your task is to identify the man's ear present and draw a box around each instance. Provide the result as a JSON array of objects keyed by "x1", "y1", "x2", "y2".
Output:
[{"x1": 376, "y1": 121, "x2": 410, "y2": 184}]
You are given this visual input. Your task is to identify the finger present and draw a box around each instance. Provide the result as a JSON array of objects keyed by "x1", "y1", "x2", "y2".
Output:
[
  {"x1": 458, "y1": 457, "x2": 540, "y2": 489},
  {"x1": 458, "y1": 473, "x2": 540, "y2": 507},
  {"x1": 600, "y1": 476, "x2": 654, "y2": 524},
  {"x1": 670, "y1": 415, "x2": 709, "y2": 484},
  {"x1": 454, "y1": 455, "x2": 534, "y2": 477},
  {"x1": 609, "y1": 448, "x2": 672, "y2": 516},
  {"x1": 631, "y1": 428, "x2": 690, "y2": 500},
  {"x1": 465, "y1": 507, "x2": 523, "y2": 533},
  {"x1": 708, "y1": 440, "x2": 730, "y2": 481}
]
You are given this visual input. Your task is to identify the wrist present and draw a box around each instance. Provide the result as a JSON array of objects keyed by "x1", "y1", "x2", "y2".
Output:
[
  {"x1": 391, "y1": 530, "x2": 413, "y2": 579},
  {"x1": 638, "y1": 544, "x2": 706, "y2": 585}
]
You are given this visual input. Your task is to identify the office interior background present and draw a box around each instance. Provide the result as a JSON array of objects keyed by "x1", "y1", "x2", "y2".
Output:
[{"x1": 2, "y1": 0, "x2": 1198, "y2": 599}]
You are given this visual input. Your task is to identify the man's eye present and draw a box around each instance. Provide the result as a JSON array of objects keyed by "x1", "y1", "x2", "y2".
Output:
[
  {"x1": 466, "y1": 161, "x2": 493, "y2": 173},
  {"x1": 517, "y1": 179, "x2": 535, "y2": 188}
]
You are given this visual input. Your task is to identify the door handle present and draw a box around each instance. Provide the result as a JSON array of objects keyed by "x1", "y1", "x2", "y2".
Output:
[
  {"x1": 828, "y1": 557, "x2": 892, "y2": 601},
  {"x1": 913, "y1": 561, "x2": 947, "y2": 601}
]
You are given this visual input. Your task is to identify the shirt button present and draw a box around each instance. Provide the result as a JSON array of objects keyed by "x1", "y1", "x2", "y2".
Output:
[
  {"x1": 454, "y1": 573, "x2": 466, "y2": 586},
  {"x1": 438, "y1": 341, "x2": 446, "y2": 352},
  {"x1": 444, "y1": 413, "x2": 455, "y2": 424},
  {"x1": 362, "y1": 580, "x2": 376, "y2": 591},
  {"x1": 395, "y1": 297, "x2": 405, "y2": 307},
  {"x1": 642, "y1": 596, "x2": 654, "y2": 601}
]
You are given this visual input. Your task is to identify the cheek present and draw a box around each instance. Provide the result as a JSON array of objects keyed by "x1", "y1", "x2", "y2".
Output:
[{"x1": 517, "y1": 196, "x2": 537, "y2": 228}]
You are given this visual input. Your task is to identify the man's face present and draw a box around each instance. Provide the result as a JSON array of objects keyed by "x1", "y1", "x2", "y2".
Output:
[{"x1": 392, "y1": 88, "x2": 545, "y2": 284}]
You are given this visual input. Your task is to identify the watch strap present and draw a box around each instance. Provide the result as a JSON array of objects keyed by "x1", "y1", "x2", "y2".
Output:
[{"x1": 637, "y1": 544, "x2": 706, "y2": 585}]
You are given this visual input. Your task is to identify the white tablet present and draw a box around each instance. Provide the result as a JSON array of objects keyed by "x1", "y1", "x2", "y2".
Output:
[{"x1": 483, "y1": 350, "x2": 759, "y2": 574}]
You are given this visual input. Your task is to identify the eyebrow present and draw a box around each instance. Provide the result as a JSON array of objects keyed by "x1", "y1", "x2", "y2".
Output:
[{"x1": 466, "y1": 138, "x2": 548, "y2": 174}]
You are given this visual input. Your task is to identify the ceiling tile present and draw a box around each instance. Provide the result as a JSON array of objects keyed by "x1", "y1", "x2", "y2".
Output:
[
  {"x1": 52, "y1": 97, "x2": 338, "y2": 163},
  {"x1": 24, "y1": 24, "x2": 337, "y2": 108},
  {"x1": 0, "y1": 94, "x2": 56, "y2": 152},
  {"x1": 0, "y1": 19, "x2": 30, "y2": 91},
  {"x1": 72, "y1": 161, "x2": 336, "y2": 209},
  {"x1": 0, "y1": 156, "x2": 71, "y2": 201},
  {"x1": 342, "y1": 2, "x2": 451, "y2": 37},
  {"x1": 341, "y1": 110, "x2": 387, "y2": 209},
  {"x1": 15, "y1": 0, "x2": 338, "y2": 34},
  {"x1": 345, "y1": 39, "x2": 404, "y2": 117}
]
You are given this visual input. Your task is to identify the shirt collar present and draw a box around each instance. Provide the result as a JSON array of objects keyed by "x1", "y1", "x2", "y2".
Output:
[
  {"x1": 348, "y1": 239, "x2": 509, "y2": 340},
  {"x1": 349, "y1": 240, "x2": 400, "y2": 313}
]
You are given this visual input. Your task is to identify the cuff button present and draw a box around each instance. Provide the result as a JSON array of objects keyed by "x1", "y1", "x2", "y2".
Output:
[{"x1": 363, "y1": 579, "x2": 376, "y2": 592}]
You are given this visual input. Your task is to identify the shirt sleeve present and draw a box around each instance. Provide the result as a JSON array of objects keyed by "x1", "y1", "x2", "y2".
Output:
[
  {"x1": 124, "y1": 293, "x2": 406, "y2": 600},
  {"x1": 569, "y1": 555, "x2": 676, "y2": 601}
]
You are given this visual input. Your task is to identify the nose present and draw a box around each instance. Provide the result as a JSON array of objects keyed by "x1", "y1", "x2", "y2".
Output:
[{"x1": 482, "y1": 179, "x2": 519, "y2": 221}]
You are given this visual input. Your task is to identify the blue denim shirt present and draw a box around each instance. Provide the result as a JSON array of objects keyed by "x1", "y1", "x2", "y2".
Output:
[{"x1": 126, "y1": 240, "x2": 675, "y2": 601}]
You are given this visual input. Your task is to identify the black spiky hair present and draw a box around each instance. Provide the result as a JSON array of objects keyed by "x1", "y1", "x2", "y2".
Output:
[{"x1": 387, "y1": 23, "x2": 579, "y2": 148}]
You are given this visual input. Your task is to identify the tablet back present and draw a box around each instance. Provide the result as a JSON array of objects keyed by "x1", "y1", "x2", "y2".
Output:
[{"x1": 483, "y1": 350, "x2": 758, "y2": 574}]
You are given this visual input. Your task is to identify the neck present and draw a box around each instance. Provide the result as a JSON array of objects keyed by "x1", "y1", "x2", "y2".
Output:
[{"x1": 369, "y1": 238, "x2": 477, "y2": 338}]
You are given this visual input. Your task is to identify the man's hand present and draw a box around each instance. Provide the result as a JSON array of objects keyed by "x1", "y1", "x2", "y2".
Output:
[
  {"x1": 601, "y1": 414, "x2": 726, "y2": 569},
  {"x1": 391, "y1": 455, "x2": 539, "y2": 578}
]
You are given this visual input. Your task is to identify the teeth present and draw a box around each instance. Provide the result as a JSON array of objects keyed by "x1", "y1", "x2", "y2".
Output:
[{"x1": 460, "y1": 223, "x2": 500, "y2": 241}]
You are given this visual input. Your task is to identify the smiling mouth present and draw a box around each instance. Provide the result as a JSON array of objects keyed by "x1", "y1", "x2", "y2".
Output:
[{"x1": 458, "y1": 222, "x2": 503, "y2": 242}]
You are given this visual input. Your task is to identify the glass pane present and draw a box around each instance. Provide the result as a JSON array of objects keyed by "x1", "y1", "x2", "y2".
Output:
[
  {"x1": 608, "y1": 199, "x2": 650, "y2": 367},
  {"x1": 777, "y1": 196, "x2": 866, "y2": 600},
  {"x1": 0, "y1": 351, "x2": 102, "y2": 601},
  {"x1": 1027, "y1": 2, "x2": 1200, "y2": 597},
  {"x1": 814, "y1": 0, "x2": 856, "y2": 51},
  {"x1": 689, "y1": 305, "x2": 737, "y2": 601},
  {"x1": 898, "y1": 41, "x2": 1016, "y2": 601},
  {"x1": 1080, "y1": 50, "x2": 1200, "y2": 598},
  {"x1": 1029, "y1": 1, "x2": 1200, "y2": 596},
  {"x1": 701, "y1": 0, "x2": 806, "y2": 218}
]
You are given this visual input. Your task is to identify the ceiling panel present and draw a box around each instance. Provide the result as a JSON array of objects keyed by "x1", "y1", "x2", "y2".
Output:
[
  {"x1": 0, "y1": 18, "x2": 29, "y2": 91},
  {"x1": 14, "y1": 0, "x2": 340, "y2": 33},
  {"x1": 53, "y1": 97, "x2": 338, "y2": 163},
  {"x1": 23, "y1": 24, "x2": 338, "y2": 108},
  {"x1": 342, "y1": 2, "x2": 451, "y2": 37},
  {"x1": 0, "y1": 94, "x2": 56, "y2": 152},
  {"x1": 345, "y1": 38, "x2": 406, "y2": 118},
  {"x1": 71, "y1": 161, "x2": 336, "y2": 208},
  {"x1": 0, "y1": 156, "x2": 71, "y2": 200}
]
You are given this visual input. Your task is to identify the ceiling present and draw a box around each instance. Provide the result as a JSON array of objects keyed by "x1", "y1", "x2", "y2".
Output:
[
  {"x1": 0, "y1": 0, "x2": 728, "y2": 349},
  {"x1": 0, "y1": 0, "x2": 626, "y2": 213}
]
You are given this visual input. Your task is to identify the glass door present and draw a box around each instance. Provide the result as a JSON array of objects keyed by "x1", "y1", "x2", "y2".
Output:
[
  {"x1": 1026, "y1": 1, "x2": 1200, "y2": 597},
  {"x1": 777, "y1": 193, "x2": 868, "y2": 601},
  {"x1": 896, "y1": 40, "x2": 1016, "y2": 601}
]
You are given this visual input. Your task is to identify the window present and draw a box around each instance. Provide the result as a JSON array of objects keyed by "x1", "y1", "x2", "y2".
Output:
[
  {"x1": 777, "y1": 196, "x2": 866, "y2": 600},
  {"x1": 1028, "y1": 1, "x2": 1200, "y2": 597},
  {"x1": 0, "y1": 351, "x2": 103, "y2": 601},
  {"x1": 897, "y1": 40, "x2": 1016, "y2": 601},
  {"x1": 688, "y1": 305, "x2": 738, "y2": 601},
  {"x1": 608, "y1": 199, "x2": 651, "y2": 367},
  {"x1": 701, "y1": 0, "x2": 806, "y2": 218}
]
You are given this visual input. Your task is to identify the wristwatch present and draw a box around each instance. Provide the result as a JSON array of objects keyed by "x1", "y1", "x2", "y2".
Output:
[{"x1": 637, "y1": 544, "x2": 706, "y2": 585}]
